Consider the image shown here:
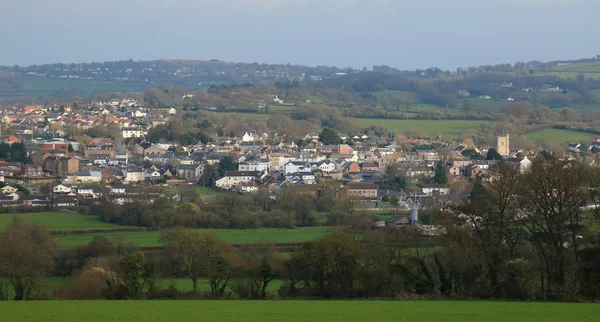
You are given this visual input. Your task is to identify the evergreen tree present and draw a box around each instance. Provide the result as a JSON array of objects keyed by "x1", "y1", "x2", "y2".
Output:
[
  {"x1": 486, "y1": 148, "x2": 502, "y2": 160},
  {"x1": 470, "y1": 176, "x2": 486, "y2": 201},
  {"x1": 433, "y1": 161, "x2": 448, "y2": 184},
  {"x1": 318, "y1": 128, "x2": 341, "y2": 145}
]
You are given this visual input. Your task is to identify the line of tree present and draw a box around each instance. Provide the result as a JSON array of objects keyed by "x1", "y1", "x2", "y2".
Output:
[{"x1": 3, "y1": 160, "x2": 600, "y2": 301}]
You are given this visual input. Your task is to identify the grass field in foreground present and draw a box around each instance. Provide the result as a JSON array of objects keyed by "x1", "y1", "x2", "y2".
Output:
[
  {"x1": 2, "y1": 301, "x2": 598, "y2": 322},
  {"x1": 0, "y1": 212, "x2": 120, "y2": 231},
  {"x1": 55, "y1": 227, "x2": 330, "y2": 247},
  {"x1": 526, "y1": 129, "x2": 594, "y2": 145},
  {"x1": 355, "y1": 119, "x2": 488, "y2": 140}
]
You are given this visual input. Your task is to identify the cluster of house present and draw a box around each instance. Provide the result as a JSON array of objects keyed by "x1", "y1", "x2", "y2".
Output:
[
  {"x1": 0, "y1": 101, "x2": 544, "y2": 210},
  {"x1": 1, "y1": 100, "x2": 173, "y2": 139}
]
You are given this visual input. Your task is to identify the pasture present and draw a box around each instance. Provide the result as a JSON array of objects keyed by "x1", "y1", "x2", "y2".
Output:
[
  {"x1": 526, "y1": 129, "x2": 594, "y2": 145},
  {"x1": 538, "y1": 62, "x2": 600, "y2": 79},
  {"x1": 205, "y1": 111, "x2": 270, "y2": 120},
  {"x1": 54, "y1": 226, "x2": 330, "y2": 247},
  {"x1": 356, "y1": 119, "x2": 489, "y2": 140},
  {"x1": 1, "y1": 300, "x2": 598, "y2": 322},
  {"x1": 0, "y1": 76, "x2": 148, "y2": 100},
  {"x1": 0, "y1": 212, "x2": 120, "y2": 231}
]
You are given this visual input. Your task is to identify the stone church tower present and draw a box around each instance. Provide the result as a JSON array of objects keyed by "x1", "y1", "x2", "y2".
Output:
[{"x1": 497, "y1": 133, "x2": 510, "y2": 156}]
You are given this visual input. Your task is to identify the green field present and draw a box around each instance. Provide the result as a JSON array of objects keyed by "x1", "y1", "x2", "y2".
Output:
[
  {"x1": 0, "y1": 212, "x2": 120, "y2": 231},
  {"x1": 1, "y1": 301, "x2": 598, "y2": 322},
  {"x1": 570, "y1": 104, "x2": 600, "y2": 113},
  {"x1": 539, "y1": 71, "x2": 600, "y2": 80},
  {"x1": 549, "y1": 61, "x2": 600, "y2": 73},
  {"x1": 207, "y1": 111, "x2": 270, "y2": 120},
  {"x1": 0, "y1": 76, "x2": 148, "y2": 99},
  {"x1": 55, "y1": 227, "x2": 330, "y2": 247},
  {"x1": 356, "y1": 119, "x2": 489, "y2": 140},
  {"x1": 463, "y1": 97, "x2": 510, "y2": 111},
  {"x1": 537, "y1": 62, "x2": 600, "y2": 80},
  {"x1": 526, "y1": 129, "x2": 594, "y2": 145}
]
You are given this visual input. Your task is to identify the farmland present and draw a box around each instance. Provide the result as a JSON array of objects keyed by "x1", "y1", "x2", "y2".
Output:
[
  {"x1": 0, "y1": 76, "x2": 148, "y2": 100},
  {"x1": 526, "y1": 129, "x2": 594, "y2": 145},
  {"x1": 54, "y1": 226, "x2": 330, "y2": 247},
  {"x1": 0, "y1": 212, "x2": 120, "y2": 231},
  {"x1": 1, "y1": 301, "x2": 598, "y2": 322},
  {"x1": 356, "y1": 119, "x2": 489, "y2": 140},
  {"x1": 536, "y1": 61, "x2": 600, "y2": 80}
]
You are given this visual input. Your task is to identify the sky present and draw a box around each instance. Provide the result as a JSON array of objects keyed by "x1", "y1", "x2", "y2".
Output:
[{"x1": 1, "y1": 0, "x2": 599, "y2": 70}]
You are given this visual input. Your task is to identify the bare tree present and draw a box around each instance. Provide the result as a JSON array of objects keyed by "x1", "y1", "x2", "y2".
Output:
[{"x1": 0, "y1": 218, "x2": 57, "y2": 300}]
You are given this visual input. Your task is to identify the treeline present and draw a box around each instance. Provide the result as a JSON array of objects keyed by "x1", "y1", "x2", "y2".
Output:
[{"x1": 82, "y1": 183, "x2": 363, "y2": 230}]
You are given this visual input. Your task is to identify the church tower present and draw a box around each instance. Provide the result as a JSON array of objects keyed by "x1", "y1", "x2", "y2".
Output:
[{"x1": 497, "y1": 133, "x2": 510, "y2": 156}]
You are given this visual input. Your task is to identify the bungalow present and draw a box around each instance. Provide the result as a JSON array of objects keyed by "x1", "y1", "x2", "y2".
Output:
[
  {"x1": 285, "y1": 172, "x2": 316, "y2": 185},
  {"x1": 239, "y1": 182, "x2": 259, "y2": 193},
  {"x1": 421, "y1": 184, "x2": 451, "y2": 196},
  {"x1": 53, "y1": 184, "x2": 72, "y2": 194},
  {"x1": 65, "y1": 171, "x2": 102, "y2": 184},
  {"x1": 55, "y1": 196, "x2": 77, "y2": 207},
  {"x1": 21, "y1": 195, "x2": 50, "y2": 207}
]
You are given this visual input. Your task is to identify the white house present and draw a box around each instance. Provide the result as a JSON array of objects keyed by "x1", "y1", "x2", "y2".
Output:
[
  {"x1": 285, "y1": 172, "x2": 316, "y2": 185},
  {"x1": 242, "y1": 132, "x2": 257, "y2": 142},
  {"x1": 215, "y1": 171, "x2": 261, "y2": 189},
  {"x1": 168, "y1": 107, "x2": 177, "y2": 115},
  {"x1": 284, "y1": 161, "x2": 309, "y2": 174},
  {"x1": 1, "y1": 185, "x2": 18, "y2": 194},
  {"x1": 147, "y1": 170, "x2": 161, "y2": 180},
  {"x1": 239, "y1": 182, "x2": 259, "y2": 193},
  {"x1": 53, "y1": 184, "x2": 72, "y2": 194},
  {"x1": 65, "y1": 172, "x2": 102, "y2": 184},
  {"x1": 312, "y1": 161, "x2": 336, "y2": 173},
  {"x1": 123, "y1": 167, "x2": 146, "y2": 183},
  {"x1": 421, "y1": 184, "x2": 451, "y2": 196},
  {"x1": 122, "y1": 127, "x2": 145, "y2": 139},
  {"x1": 507, "y1": 156, "x2": 532, "y2": 174},
  {"x1": 238, "y1": 161, "x2": 269, "y2": 172}
]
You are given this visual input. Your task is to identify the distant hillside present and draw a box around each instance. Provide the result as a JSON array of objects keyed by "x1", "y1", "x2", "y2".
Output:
[
  {"x1": 0, "y1": 59, "x2": 353, "y2": 87},
  {"x1": 1, "y1": 56, "x2": 599, "y2": 106}
]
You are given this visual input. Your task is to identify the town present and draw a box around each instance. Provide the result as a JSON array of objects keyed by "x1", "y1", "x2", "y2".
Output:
[{"x1": 0, "y1": 98, "x2": 554, "y2": 217}]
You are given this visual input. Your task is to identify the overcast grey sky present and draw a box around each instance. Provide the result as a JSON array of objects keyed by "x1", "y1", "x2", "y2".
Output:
[{"x1": 1, "y1": 0, "x2": 599, "y2": 70}]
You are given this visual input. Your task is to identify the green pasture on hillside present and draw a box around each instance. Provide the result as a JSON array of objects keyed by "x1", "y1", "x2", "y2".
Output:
[
  {"x1": 0, "y1": 212, "x2": 120, "y2": 231},
  {"x1": 0, "y1": 76, "x2": 148, "y2": 99},
  {"x1": 526, "y1": 129, "x2": 594, "y2": 145},
  {"x1": 206, "y1": 111, "x2": 270, "y2": 120},
  {"x1": 463, "y1": 97, "x2": 510, "y2": 111},
  {"x1": 55, "y1": 227, "x2": 330, "y2": 247},
  {"x1": 549, "y1": 61, "x2": 600, "y2": 73},
  {"x1": 1, "y1": 300, "x2": 598, "y2": 322},
  {"x1": 356, "y1": 119, "x2": 488, "y2": 140},
  {"x1": 570, "y1": 104, "x2": 600, "y2": 113}
]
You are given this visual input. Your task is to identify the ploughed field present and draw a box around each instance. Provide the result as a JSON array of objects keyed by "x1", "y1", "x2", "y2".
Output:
[{"x1": 1, "y1": 300, "x2": 598, "y2": 322}]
